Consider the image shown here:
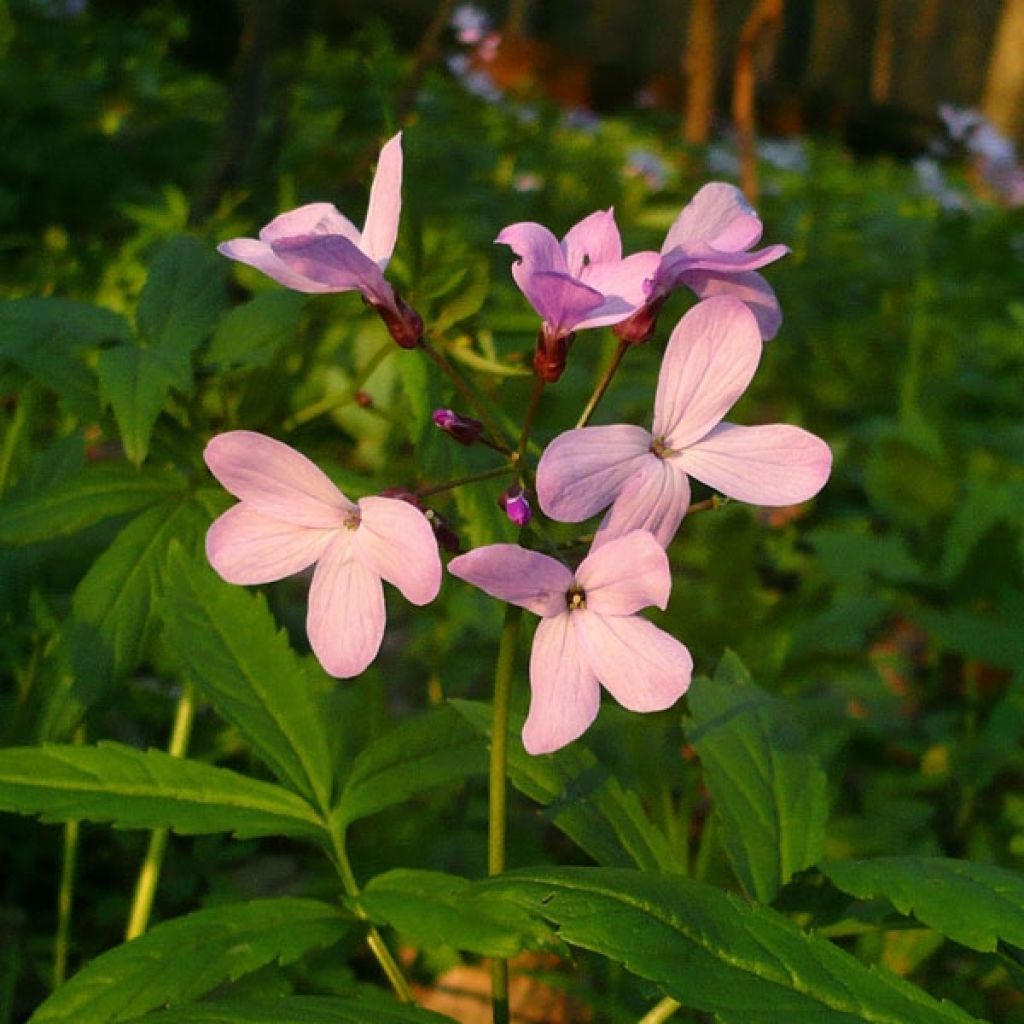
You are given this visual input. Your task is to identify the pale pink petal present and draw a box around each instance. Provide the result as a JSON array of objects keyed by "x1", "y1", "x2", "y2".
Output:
[
  {"x1": 594, "y1": 458, "x2": 691, "y2": 549},
  {"x1": 576, "y1": 612, "x2": 691, "y2": 712},
  {"x1": 662, "y1": 183, "x2": 764, "y2": 254},
  {"x1": 677, "y1": 268, "x2": 783, "y2": 340},
  {"x1": 495, "y1": 221, "x2": 568, "y2": 274},
  {"x1": 270, "y1": 235, "x2": 393, "y2": 307},
  {"x1": 536, "y1": 425, "x2": 652, "y2": 523},
  {"x1": 217, "y1": 238, "x2": 337, "y2": 293},
  {"x1": 561, "y1": 209, "x2": 621, "y2": 277},
  {"x1": 652, "y1": 296, "x2": 762, "y2": 448},
  {"x1": 204, "y1": 431, "x2": 352, "y2": 528},
  {"x1": 524, "y1": 614, "x2": 600, "y2": 754},
  {"x1": 206, "y1": 505, "x2": 335, "y2": 585},
  {"x1": 448, "y1": 545, "x2": 572, "y2": 617},
  {"x1": 354, "y1": 495, "x2": 441, "y2": 606},
  {"x1": 575, "y1": 531, "x2": 671, "y2": 615},
  {"x1": 307, "y1": 535, "x2": 386, "y2": 678},
  {"x1": 575, "y1": 250, "x2": 662, "y2": 330},
  {"x1": 360, "y1": 133, "x2": 403, "y2": 269},
  {"x1": 258, "y1": 202, "x2": 361, "y2": 246},
  {"x1": 677, "y1": 422, "x2": 832, "y2": 505},
  {"x1": 658, "y1": 242, "x2": 789, "y2": 280},
  {"x1": 511, "y1": 266, "x2": 604, "y2": 334}
]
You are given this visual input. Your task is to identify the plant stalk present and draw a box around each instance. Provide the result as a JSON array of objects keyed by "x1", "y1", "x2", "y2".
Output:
[
  {"x1": 576, "y1": 338, "x2": 630, "y2": 429},
  {"x1": 53, "y1": 724, "x2": 85, "y2": 989},
  {"x1": 416, "y1": 462, "x2": 515, "y2": 499},
  {"x1": 637, "y1": 996, "x2": 683, "y2": 1024}
]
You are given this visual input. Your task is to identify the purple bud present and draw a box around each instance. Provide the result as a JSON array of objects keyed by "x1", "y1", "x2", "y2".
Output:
[
  {"x1": 424, "y1": 507, "x2": 461, "y2": 553},
  {"x1": 498, "y1": 486, "x2": 532, "y2": 527},
  {"x1": 432, "y1": 408, "x2": 484, "y2": 446},
  {"x1": 379, "y1": 486, "x2": 423, "y2": 510}
]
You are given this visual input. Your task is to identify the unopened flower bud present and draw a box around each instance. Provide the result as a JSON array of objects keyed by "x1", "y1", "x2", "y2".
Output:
[
  {"x1": 432, "y1": 408, "x2": 484, "y2": 446},
  {"x1": 379, "y1": 486, "x2": 423, "y2": 509},
  {"x1": 612, "y1": 293, "x2": 668, "y2": 345},
  {"x1": 424, "y1": 507, "x2": 461, "y2": 553},
  {"x1": 372, "y1": 290, "x2": 424, "y2": 349},
  {"x1": 498, "y1": 485, "x2": 532, "y2": 527},
  {"x1": 534, "y1": 326, "x2": 573, "y2": 383}
]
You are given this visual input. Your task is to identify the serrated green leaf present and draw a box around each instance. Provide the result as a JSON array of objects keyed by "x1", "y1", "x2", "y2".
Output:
[
  {"x1": 485, "y1": 868, "x2": 981, "y2": 1023},
  {"x1": 452, "y1": 700, "x2": 676, "y2": 872},
  {"x1": 162, "y1": 545, "x2": 334, "y2": 812},
  {"x1": 29, "y1": 900, "x2": 347, "y2": 1024},
  {"x1": 821, "y1": 857, "x2": 1024, "y2": 953},
  {"x1": 205, "y1": 291, "x2": 306, "y2": 369},
  {"x1": 334, "y1": 705, "x2": 487, "y2": 828},
  {"x1": 0, "y1": 464, "x2": 186, "y2": 545},
  {"x1": 127, "y1": 995, "x2": 456, "y2": 1023},
  {"x1": 684, "y1": 652, "x2": 828, "y2": 903},
  {"x1": 0, "y1": 742, "x2": 323, "y2": 839},
  {"x1": 360, "y1": 869, "x2": 556, "y2": 957}
]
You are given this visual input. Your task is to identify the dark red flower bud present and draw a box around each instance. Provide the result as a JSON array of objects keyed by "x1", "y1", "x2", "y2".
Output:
[
  {"x1": 424, "y1": 507, "x2": 461, "y2": 553},
  {"x1": 432, "y1": 408, "x2": 484, "y2": 446},
  {"x1": 372, "y1": 290, "x2": 424, "y2": 349},
  {"x1": 379, "y1": 486, "x2": 423, "y2": 509},
  {"x1": 534, "y1": 326, "x2": 573, "y2": 383},
  {"x1": 612, "y1": 292, "x2": 668, "y2": 345}
]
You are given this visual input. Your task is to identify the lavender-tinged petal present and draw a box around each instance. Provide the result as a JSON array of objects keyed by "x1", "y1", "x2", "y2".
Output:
[
  {"x1": 575, "y1": 531, "x2": 671, "y2": 615},
  {"x1": 659, "y1": 243, "x2": 789, "y2": 282},
  {"x1": 677, "y1": 267, "x2": 783, "y2": 340},
  {"x1": 576, "y1": 612, "x2": 692, "y2": 712},
  {"x1": 217, "y1": 239, "x2": 337, "y2": 294},
  {"x1": 354, "y1": 495, "x2": 441, "y2": 606},
  {"x1": 653, "y1": 296, "x2": 762, "y2": 448},
  {"x1": 512, "y1": 265, "x2": 605, "y2": 335},
  {"x1": 561, "y1": 208, "x2": 621, "y2": 277},
  {"x1": 677, "y1": 422, "x2": 832, "y2": 505},
  {"x1": 204, "y1": 431, "x2": 351, "y2": 528},
  {"x1": 593, "y1": 458, "x2": 691, "y2": 549},
  {"x1": 307, "y1": 535, "x2": 386, "y2": 678},
  {"x1": 495, "y1": 221, "x2": 568, "y2": 274},
  {"x1": 662, "y1": 183, "x2": 764, "y2": 253},
  {"x1": 448, "y1": 544, "x2": 573, "y2": 617},
  {"x1": 206, "y1": 505, "x2": 335, "y2": 585},
  {"x1": 258, "y1": 202, "x2": 361, "y2": 246},
  {"x1": 270, "y1": 234, "x2": 393, "y2": 307},
  {"x1": 579, "y1": 250, "x2": 661, "y2": 306},
  {"x1": 536, "y1": 425, "x2": 652, "y2": 523},
  {"x1": 524, "y1": 614, "x2": 601, "y2": 755},
  {"x1": 361, "y1": 132, "x2": 403, "y2": 269}
]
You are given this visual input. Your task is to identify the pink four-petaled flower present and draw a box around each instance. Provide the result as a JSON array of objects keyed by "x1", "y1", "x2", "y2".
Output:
[
  {"x1": 448, "y1": 532, "x2": 692, "y2": 754},
  {"x1": 537, "y1": 295, "x2": 832, "y2": 549},
  {"x1": 205, "y1": 431, "x2": 441, "y2": 678}
]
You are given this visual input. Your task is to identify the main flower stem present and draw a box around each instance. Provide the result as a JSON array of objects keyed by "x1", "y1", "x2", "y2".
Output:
[
  {"x1": 326, "y1": 817, "x2": 414, "y2": 1003},
  {"x1": 515, "y1": 376, "x2": 545, "y2": 472},
  {"x1": 489, "y1": 603, "x2": 523, "y2": 1024},
  {"x1": 125, "y1": 683, "x2": 196, "y2": 940},
  {"x1": 637, "y1": 996, "x2": 683, "y2": 1024},
  {"x1": 576, "y1": 338, "x2": 630, "y2": 429},
  {"x1": 416, "y1": 462, "x2": 514, "y2": 499}
]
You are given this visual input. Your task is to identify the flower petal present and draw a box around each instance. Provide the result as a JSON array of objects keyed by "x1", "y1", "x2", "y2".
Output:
[
  {"x1": 662, "y1": 183, "x2": 764, "y2": 254},
  {"x1": 536, "y1": 424, "x2": 652, "y2": 523},
  {"x1": 575, "y1": 531, "x2": 671, "y2": 615},
  {"x1": 561, "y1": 208, "x2": 621, "y2": 277},
  {"x1": 575, "y1": 250, "x2": 662, "y2": 330},
  {"x1": 653, "y1": 296, "x2": 762, "y2": 448},
  {"x1": 594, "y1": 458, "x2": 691, "y2": 549},
  {"x1": 307, "y1": 535, "x2": 386, "y2": 678},
  {"x1": 512, "y1": 266, "x2": 605, "y2": 335},
  {"x1": 495, "y1": 221, "x2": 568, "y2": 274},
  {"x1": 354, "y1": 495, "x2": 441, "y2": 606},
  {"x1": 448, "y1": 544, "x2": 573, "y2": 616},
  {"x1": 258, "y1": 202, "x2": 361, "y2": 246},
  {"x1": 659, "y1": 242, "x2": 789, "y2": 280},
  {"x1": 576, "y1": 612, "x2": 691, "y2": 712},
  {"x1": 217, "y1": 238, "x2": 337, "y2": 293},
  {"x1": 361, "y1": 132, "x2": 403, "y2": 269},
  {"x1": 524, "y1": 614, "x2": 600, "y2": 754},
  {"x1": 206, "y1": 505, "x2": 335, "y2": 585},
  {"x1": 204, "y1": 431, "x2": 351, "y2": 528},
  {"x1": 677, "y1": 268, "x2": 783, "y2": 340},
  {"x1": 677, "y1": 422, "x2": 832, "y2": 505},
  {"x1": 270, "y1": 234, "x2": 393, "y2": 306}
]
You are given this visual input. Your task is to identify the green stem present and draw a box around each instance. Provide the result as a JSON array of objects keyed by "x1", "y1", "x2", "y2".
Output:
[
  {"x1": 326, "y1": 818, "x2": 414, "y2": 1003},
  {"x1": 576, "y1": 338, "x2": 629, "y2": 429},
  {"x1": 53, "y1": 725, "x2": 85, "y2": 989},
  {"x1": 514, "y1": 376, "x2": 545, "y2": 472},
  {"x1": 637, "y1": 996, "x2": 683, "y2": 1024},
  {"x1": 488, "y1": 604, "x2": 523, "y2": 1024},
  {"x1": 0, "y1": 388, "x2": 31, "y2": 496},
  {"x1": 416, "y1": 462, "x2": 514, "y2": 499},
  {"x1": 125, "y1": 684, "x2": 196, "y2": 940}
]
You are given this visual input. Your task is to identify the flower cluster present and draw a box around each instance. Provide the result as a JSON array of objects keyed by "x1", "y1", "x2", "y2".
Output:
[{"x1": 206, "y1": 133, "x2": 831, "y2": 755}]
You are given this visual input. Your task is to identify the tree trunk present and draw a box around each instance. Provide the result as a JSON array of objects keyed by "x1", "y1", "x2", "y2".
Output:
[
  {"x1": 683, "y1": 0, "x2": 718, "y2": 144},
  {"x1": 982, "y1": 0, "x2": 1024, "y2": 142},
  {"x1": 870, "y1": 0, "x2": 896, "y2": 104}
]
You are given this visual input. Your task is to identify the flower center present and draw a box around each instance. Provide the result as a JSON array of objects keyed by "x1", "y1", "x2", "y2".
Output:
[
  {"x1": 649, "y1": 435, "x2": 677, "y2": 459},
  {"x1": 343, "y1": 509, "x2": 361, "y2": 530},
  {"x1": 566, "y1": 584, "x2": 587, "y2": 611}
]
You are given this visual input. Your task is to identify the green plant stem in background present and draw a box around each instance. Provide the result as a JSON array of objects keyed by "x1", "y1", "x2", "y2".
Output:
[
  {"x1": 325, "y1": 818, "x2": 414, "y2": 1003},
  {"x1": 576, "y1": 338, "x2": 630, "y2": 429},
  {"x1": 515, "y1": 376, "x2": 545, "y2": 473},
  {"x1": 0, "y1": 385, "x2": 32, "y2": 496},
  {"x1": 416, "y1": 462, "x2": 515, "y2": 499},
  {"x1": 637, "y1": 996, "x2": 683, "y2": 1024},
  {"x1": 52, "y1": 724, "x2": 85, "y2": 989},
  {"x1": 125, "y1": 684, "x2": 196, "y2": 941},
  {"x1": 488, "y1": 603, "x2": 523, "y2": 1024}
]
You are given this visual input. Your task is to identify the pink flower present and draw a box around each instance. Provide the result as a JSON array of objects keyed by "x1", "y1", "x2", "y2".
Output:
[
  {"x1": 448, "y1": 532, "x2": 691, "y2": 754},
  {"x1": 537, "y1": 296, "x2": 832, "y2": 548},
  {"x1": 217, "y1": 133, "x2": 422, "y2": 347},
  {"x1": 496, "y1": 209, "x2": 659, "y2": 380},
  {"x1": 204, "y1": 431, "x2": 441, "y2": 678},
  {"x1": 614, "y1": 183, "x2": 789, "y2": 343}
]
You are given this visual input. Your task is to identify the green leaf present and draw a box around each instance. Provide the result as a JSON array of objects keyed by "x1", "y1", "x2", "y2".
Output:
[
  {"x1": 485, "y1": 868, "x2": 981, "y2": 1023},
  {"x1": 0, "y1": 464, "x2": 186, "y2": 545},
  {"x1": 204, "y1": 291, "x2": 306, "y2": 369},
  {"x1": 334, "y1": 705, "x2": 487, "y2": 828},
  {"x1": 162, "y1": 545, "x2": 334, "y2": 812},
  {"x1": 431, "y1": 260, "x2": 489, "y2": 334},
  {"x1": 821, "y1": 857, "x2": 1024, "y2": 953},
  {"x1": 360, "y1": 869, "x2": 556, "y2": 957},
  {"x1": 452, "y1": 700, "x2": 676, "y2": 872},
  {"x1": 137, "y1": 235, "x2": 228, "y2": 357},
  {"x1": 0, "y1": 742, "x2": 323, "y2": 839},
  {"x1": 127, "y1": 996, "x2": 456, "y2": 1023},
  {"x1": 683, "y1": 652, "x2": 828, "y2": 903},
  {"x1": 911, "y1": 607, "x2": 1024, "y2": 670},
  {"x1": 29, "y1": 900, "x2": 348, "y2": 1024}
]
